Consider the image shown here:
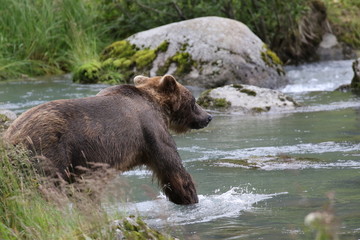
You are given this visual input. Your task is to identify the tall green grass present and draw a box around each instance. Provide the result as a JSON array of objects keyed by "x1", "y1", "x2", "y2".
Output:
[
  {"x1": 0, "y1": 0, "x2": 110, "y2": 80},
  {"x1": 0, "y1": 139, "x2": 118, "y2": 239}
]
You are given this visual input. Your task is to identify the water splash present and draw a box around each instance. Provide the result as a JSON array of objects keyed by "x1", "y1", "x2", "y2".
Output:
[{"x1": 117, "y1": 187, "x2": 286, "y2": 226}]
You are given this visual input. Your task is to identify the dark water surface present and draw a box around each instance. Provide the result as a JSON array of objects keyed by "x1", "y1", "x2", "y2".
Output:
[{"x1": 1, "y1": 60, "x2": 359, "y2": 239}]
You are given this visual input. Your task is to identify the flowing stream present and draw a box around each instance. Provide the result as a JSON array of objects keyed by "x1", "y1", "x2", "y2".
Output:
[{"x1": 1, "y1": 60, "x2": 359, "y2": 239}]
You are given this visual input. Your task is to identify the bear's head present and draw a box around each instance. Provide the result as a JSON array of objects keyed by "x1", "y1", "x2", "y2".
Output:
[{"x1": 134, "y1": 75, "x2": 212, "y2": 133}]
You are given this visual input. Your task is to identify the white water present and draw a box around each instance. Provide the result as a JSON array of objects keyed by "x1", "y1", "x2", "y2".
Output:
[
  {"x1": 282, "y1": 60, "x2": 354, "y2": 93},
  {"x1": 116, "y1": 187, "x2": 287, "y2": 226}
]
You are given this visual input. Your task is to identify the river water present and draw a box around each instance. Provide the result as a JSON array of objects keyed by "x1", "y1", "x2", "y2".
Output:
[{"x1": 0, "y1": 60, "x2": 359, "y2": 239}]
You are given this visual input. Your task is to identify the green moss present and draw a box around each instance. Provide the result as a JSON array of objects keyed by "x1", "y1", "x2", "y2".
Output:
[
  {"x1": 196, "y1": 89, "x2": 211, "y2": 108},
  {"x1": 156, "y1": 51, "x2": 195, "y2": 76},
  {"x1": 261, "y1": 44, "x2": 285, "y2": 76},
  {"x1": 251, "y1": 106, "x2": 271, "y2": 113},
  {"x1": 197, "y1": 89, "x2": 231, "y2": 110},
  {"x1": 113, "y1": 58, "x2": 133, "y2": 68},
  {"x1": 214, "y1": 98, "x2": 230, "y2": 108},
  {"x1": 240, "y1": 88, "x2": 257, "y2": 96},
  {"x1": 72, "y1": 61, "x2": 102, "y2": 84},
  {"x1": 171, "y1": 52, "x2": 194, "y2": 75},
  {"x1": 180, "y1": 42, "x2": 189, "y2": 51},
  {"x1": 74, "y1": 40, "x2": 172, "y2": 84},
  {"x1": 119, "y1": 216, "x2": 174, "y2": 240},
  {"x1": 156, "y1": 40, "x2": 170, "y2": 53},
  {"x1": 232, "y1": 84, "x2": 244, "y2": 89},
  {"x1": 133, "y1": 49, "x2": 156, "y2": 68},
  {"x1": 101, "y1": 40, "x2": 137, "y2": 60},
  {"x1": 262, "y1": 44, "x2": 283, "y2": 65},
  {"x1": 74, "y1": 39, "x2": 195, "y2": 84}
]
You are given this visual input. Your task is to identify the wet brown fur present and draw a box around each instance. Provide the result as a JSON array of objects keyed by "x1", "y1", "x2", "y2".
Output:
[{"x1": 4, "y1": 75, "x2": 212, "y2": 205}]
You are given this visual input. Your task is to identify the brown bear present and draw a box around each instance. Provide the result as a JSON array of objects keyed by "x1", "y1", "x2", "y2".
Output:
[{"x1": 4, "y1": 75, "x2": 212, "y2": 205}]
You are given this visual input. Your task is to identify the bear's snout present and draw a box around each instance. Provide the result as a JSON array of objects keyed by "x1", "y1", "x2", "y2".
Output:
[{"x1": 191, "y1": 113, "x2": 212, "y2": 129}]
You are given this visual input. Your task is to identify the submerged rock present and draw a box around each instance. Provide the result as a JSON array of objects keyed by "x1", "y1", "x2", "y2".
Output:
[
  {"x1": 215, "y1": 155, "x2": 322, "y2": 170},
  {"x1": 197, "y1": 84, "x2": 299, "y2": 114},
  {"x1": 335, "y1": 58, "x2": 360, "y2": 92},
  {"x1": 74, "y1": 17, "x2": 287, "y2": 89},
  {"x1": 350, "y1": 58, "x2": 360, "y2": 90}
]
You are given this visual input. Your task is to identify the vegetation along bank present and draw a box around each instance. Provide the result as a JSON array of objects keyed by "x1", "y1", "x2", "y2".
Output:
[{"x1": 0, "y1": 0, "x2": 359, "y2": 81}]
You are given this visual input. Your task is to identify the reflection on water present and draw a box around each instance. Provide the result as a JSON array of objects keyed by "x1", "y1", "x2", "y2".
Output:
[{"x1": 1, "y1": 60, "x2": 360, "y2": 239}]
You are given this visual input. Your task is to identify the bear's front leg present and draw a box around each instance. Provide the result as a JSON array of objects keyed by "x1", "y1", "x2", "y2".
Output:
[
  {"x1": 161, "y1": 168, "x2": 198, "y2": 205},
  {"x1": 145, "y1": 134, "x2": 198, "y2": 205}
]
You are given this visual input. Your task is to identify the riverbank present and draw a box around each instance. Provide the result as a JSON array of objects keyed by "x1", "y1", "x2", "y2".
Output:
[
  {"x1": 0, "y1": 0, "x2": 358, "y2": 81},
  {"x1": 0, "y1": 125, "x2": 175, "y2": 239}
]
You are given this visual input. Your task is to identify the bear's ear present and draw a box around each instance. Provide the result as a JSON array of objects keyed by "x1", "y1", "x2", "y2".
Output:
[
  {"x1": 134, "y1": 75, "x2": 149, "y2": 86},
  {"x1": 159, "y1": 75, "x2": 178, "y2": 92}
]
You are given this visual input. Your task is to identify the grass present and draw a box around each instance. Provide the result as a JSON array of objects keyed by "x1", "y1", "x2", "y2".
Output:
[
  {"x1": 0, "y1": 0, "x2": 358, "y2": 81},
  {"x1": 0, "y1": 138, "x2": 120, "y2": 239},
  {"x1": 0, "y1": 0, "x2": 109, "y2": 80},
  {"x1": 0, "y1": 123, "x2": 176, "y2": 240},
  {"x1": 323, "y1": 0, "x2": 360, "y2": 49}
]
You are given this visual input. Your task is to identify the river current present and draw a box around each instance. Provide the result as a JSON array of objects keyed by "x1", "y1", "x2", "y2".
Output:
[{"x1": 0, "y1": 60, "x2": 359, "y2": 239}]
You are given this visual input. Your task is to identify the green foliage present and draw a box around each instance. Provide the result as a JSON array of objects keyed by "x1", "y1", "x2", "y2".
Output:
[
  {"x1": 323, "y1": 0, "x2": 360, "y2": 48},
  {"x1": 99, "y1": 0, "x2": 310, "y2": 60},
  {"x1": 0, "y1": 137, "x2": 173, "y2": 239},
  {"x1": 0, "y1": 0, "x2": 110, "y2": 80},
  {"x1": 0, "y1": 141, "x2": 121, "y2": 239},
  {"x1": 1, "y1": 0, "x2": 358, "y2": 80}
]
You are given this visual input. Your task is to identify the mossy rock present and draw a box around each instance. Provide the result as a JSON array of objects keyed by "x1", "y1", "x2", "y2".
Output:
[
  {"x1": 126, "y1": 17, "x2": 288, "y2": 88},
  {"x1": 73, "y1": 40, "x2": 171, "y2": 84},
  {"x1": 73, "y1": 61, "x2": 102, "y2": 84},
  {"x1": 261, "y1": 44, "x2": 285, "y2": 76},
  {"x1": 197, "y1": 84, "x2": 299, "y2": 113},
  {"x1": 156, "y1": 52, "x2": 196, "y2": 76},
  {"x1": 117, "y1": 216, "x2": 176, "y2": 240},
  {"x1": 197, "y1": 89, "x2": 231, "y2": 110},
  {"x1": 101, "y1": 40, "x2": 137, "y2": 60}
]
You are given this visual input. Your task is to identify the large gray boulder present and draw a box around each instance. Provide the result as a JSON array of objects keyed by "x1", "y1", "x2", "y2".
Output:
[
  {"x1": 197, "y1": 84, "x2": 299, "y2": 114},
  {"x1": 81, "y1": 17, "x2": 288, "y2": 88},
  {"x1": 128, "y1": 16, "x2": 287, "y2": 89}
]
